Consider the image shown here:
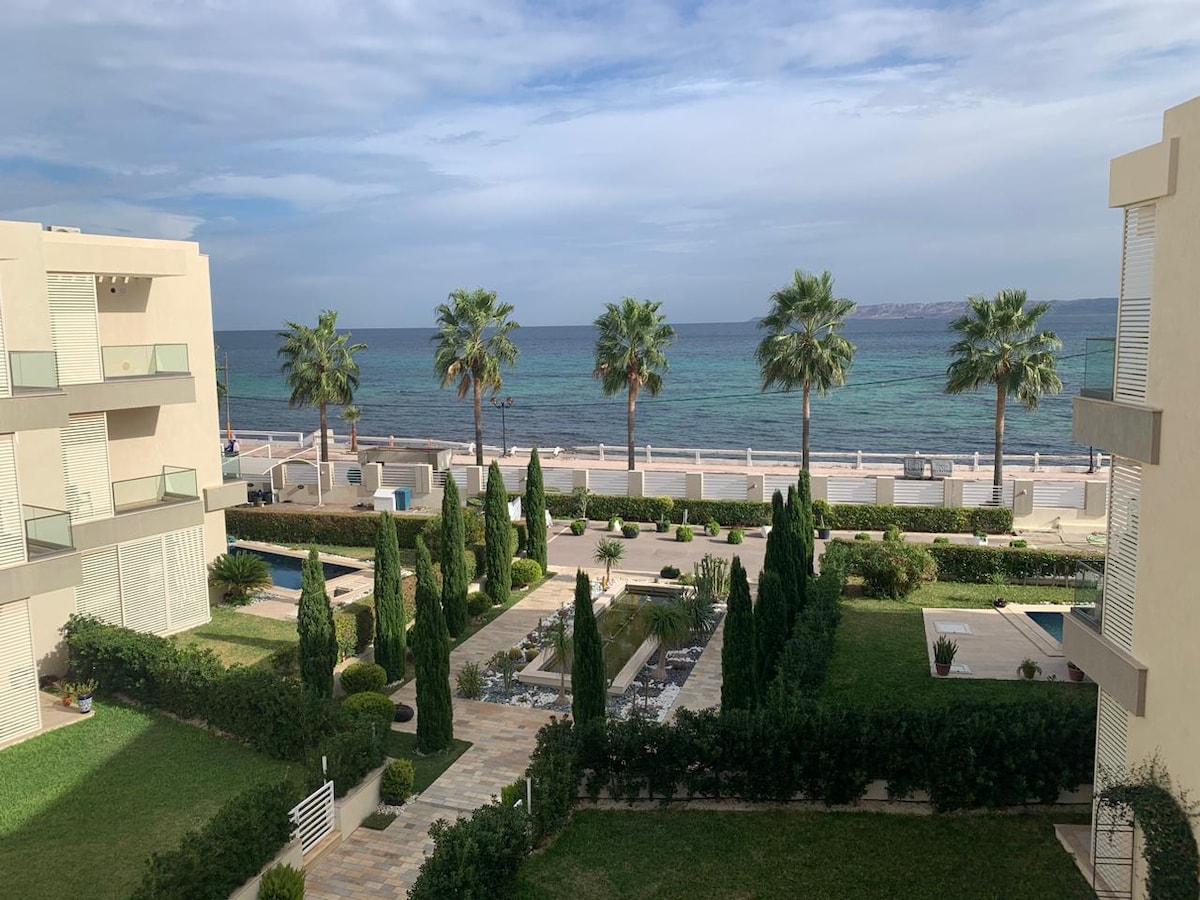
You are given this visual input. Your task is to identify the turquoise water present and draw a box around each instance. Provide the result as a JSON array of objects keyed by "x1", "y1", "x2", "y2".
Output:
[
  {"x1": 1026, "y1": 610, "x2": 1065, "y2": 642},
  {"x1": 215, "y1": 303, "x2": 1115, "y2": 455},
  {"x1": 233, "y1": 547, "x2": 356, "y2": 590}
]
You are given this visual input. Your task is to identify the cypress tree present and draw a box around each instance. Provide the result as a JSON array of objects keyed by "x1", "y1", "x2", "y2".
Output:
[
  {"x1": 721, "y1": 556, "x2": 757, "y2": 711},
  {"x1": 525, "y1": 447, "x2": 549, "y2": 572},
  {"x1": 785, "y1": 484, "x2": 807, "y2": 623},
  {"x1": 373, "y1": 512, "x2": 407, "y2": 682},
  {"x1": 440, "y1": 476, "x2": 469, "y2": 638},
  {"x1": 571, "y1": 570, "x2": 606, "y2": 725},
  {"x1": 484, "y1": 460, "x2": 513, "y2": 605},
  {"x1": 755, "y1": 569, "x2": 789, "y2": 686},
  {"x1": 764, "y1": 490, "x2": 797, "y2": 635},
  {"x1": 413, "y1": 537, "x2": 454, "y2": 753},
  {"x1": 298, "y1": 549, "x2": 337, "y2": 698},
  {"x1": 798, "y1": 469, "x2": 815, "y2": 578}
]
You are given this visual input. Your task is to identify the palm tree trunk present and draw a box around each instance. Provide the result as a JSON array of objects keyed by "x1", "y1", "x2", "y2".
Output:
[
  {"x1": 993, "y1": 384, "x2": 1006, "y2": 489},
  {"x1": 350, "y1": 423, "x2": 358, "y2": 452},
  {"x1": 626, "y1": 382, "x2": 638, "y2": 471},
  {"x1": 656, "y1": 644, "x2": 668, "y2": 680},
  {"x1": 473, "y1": 378, "x2": 484, "y2": 468},
  {"x1": 319, "y1": 403, "x2": 329, "y2": 462},
  {"x1": 802, "y1": 383, "x2": 812, "y2": 471}
]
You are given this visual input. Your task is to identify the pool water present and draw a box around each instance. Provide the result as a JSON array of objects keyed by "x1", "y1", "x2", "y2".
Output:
[
  {"x1": 234, "y1": 547, "x2": 356, "y2": 590},
  {"x1": 1025, "y1": 610, "x2": 1064, "y2": 643}
]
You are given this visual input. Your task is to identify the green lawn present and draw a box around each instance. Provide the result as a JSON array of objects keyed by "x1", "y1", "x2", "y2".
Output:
[
  {"x1": 174, "y1": 606, "x2": 298, "y2": 668},
  {"x1": 823, "y1": 583, "x2": 1097, "y2": 706},
  {"x1": 0, "y1": 703, "x2": 288, "y2": 900},
  {"x1": 513, "y1": 809, "x2": 1093, "y2": 900},
  {"x1": 284, "y1": 543, "x2": 377, "y2": 562},
  {"x1": 383, "y1": 731, "x2": 472, "y2": 793}
]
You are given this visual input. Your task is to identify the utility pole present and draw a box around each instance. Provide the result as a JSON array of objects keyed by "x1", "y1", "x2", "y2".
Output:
[{"x1": 491, "y1": 396, "x2": 515, "y2": 456}]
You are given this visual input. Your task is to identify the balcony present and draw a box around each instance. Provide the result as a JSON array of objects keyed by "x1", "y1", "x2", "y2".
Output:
[
  {"x1": 65, "y1": 344, "x2": 195, "y2": 413},
  {"x1": 203, "y1": 452, "x2": 250, "y2": 511},
  {"x1": 101, "y1": 344, "x2": 189, "y2": 380},
  {"x1": 23, "y1": 505, "x2": 74, "y2": 557},
  {"x1": 0, "y1": 351, "x2": 70, "y2": 433},
  {"x1": 1072, "y1": 336, "x2": 1161, "y2": 464},
  {"x1": 1063, "y1": 561, "x2": 1148, "y2": 715},
  {"x1": 1080, "y1": 338, "x2": 1115, "y2": 401},
  {"x1": 0, "y1": 505, "x2": 81, "y2": 601},
  {"x1": 113, "y1": 466, "x2": 199, "y2": 514},
  {"x1": 10, "y1": 351, "x2": 60, "y2": 394}
]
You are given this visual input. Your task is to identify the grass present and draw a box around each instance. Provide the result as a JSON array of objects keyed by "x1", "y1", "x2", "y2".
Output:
[
  {"x1": 383, "y1": 731, "x2": 472, "y2": 793},
  {"x1": 822, "y1": 582, "x2": 1097, "y2": 706},
  {"x1": 174, "y1": 606, "x2": 298, "y2": 669},
  {"x1": 0, "y1": 703, "x2": 288, "y2": 900},
  {"x1": 513, "y1": 809, "x2": 1093, "y2": 900},
  {"x1": 282, "y1": 543, "x2": 377, "y2": 562}
]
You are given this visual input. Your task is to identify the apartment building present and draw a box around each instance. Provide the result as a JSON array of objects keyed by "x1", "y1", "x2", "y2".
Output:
[
  {"x1": 1064, "y1": 95, "x2": 1200, "y2": 895},
  {"x1": 0, "y1": 221, "x2": 246, "y2": 746}
]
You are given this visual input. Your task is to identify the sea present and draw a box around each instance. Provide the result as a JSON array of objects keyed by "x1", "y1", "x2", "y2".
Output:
[{"x1": 215, "y1": 302, "x2": 1116, "y2": 457}]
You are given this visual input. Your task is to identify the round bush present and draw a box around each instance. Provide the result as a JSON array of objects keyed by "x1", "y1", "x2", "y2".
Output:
[
  {"x1": 884, "y1": 525, "x2": 903, "y2": 543},
  {"x1": 510, "y1": 558, "x2": 543, "y2": 588},
  {"x1": 675, "y1": 525, "x2": 695, "y2": 543},
  {"x1": 340, "y1": 662, "x2": 388, "y2": 695},
  {"x1": 659, "y1": 565, "x2": 681, "y2": 579},
  {"x1": 621, "y1": 523, "x2": 641, "y2": 539},
  {"x1": 932, "y1": 536, "x2": 951, "y2": 545},
  {"x1": 858, "y1": 542, "x2": 938, "y2": 599},
  {"x1": 727, "y1": 529, "x2": 744, "y2": 545},
  {"x1": 854, "y1": 532, "x2": 872, "y2": 541},
  {"x1": 343, "y1": 690, "x2": 396, "y2": 728},
  {"x1": 655, "y1": 520, "x2": 671, "y2": 533},
  {"x1": 381, "y1": 758, "x2": 416, "y2": 805},
  {"x1": 706, "y1": 521, "x2": 720, "y2": 537},
  {"x1": 467, "y1": 590, "x2": 492, "y2": 616},
  {"x1": 1010, "y1": 539, "x2": 1029, "y2": 549},
  {"x1": 607, "y1": 517, "x2": 623, "y2": 532},
  {"x1": 570, "y1": 519, "x2": 587, "y2": 536}
]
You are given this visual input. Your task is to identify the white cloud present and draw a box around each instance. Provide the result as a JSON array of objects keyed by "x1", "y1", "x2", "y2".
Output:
[{"x1": 5, "y1": 201, "x2": 203, "y2": 241}]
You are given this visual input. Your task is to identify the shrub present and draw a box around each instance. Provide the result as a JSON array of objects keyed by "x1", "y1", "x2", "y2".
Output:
[
  {"x1": 315, "y1": 723, "x2": 385, "y2": 798},
  {"x1": 456, "y1": 661, "x2": 485, "y2": 699},
  {"x1": 335, "y1": 599, "x2": 374, "y2": 655},
  {"x1": 883, "y1": 524, "x2": 903, "y2": 543},
  {"x1": 510, "y1": 558, "x2": 543, "y2": 588},
  {"x1": 812, "y1": 501, "x2": 1013, "y2": 534},
  {"x1": 656, "y1": 519, "x2": 671, "y2": 533},
  {"x1": 857, "y1": 542, "x2": 938, "y2": 599},
  {"x1": 208, "y1": 551, "x2": 271, "y2": 605},
  {"x1": 500, "y1": 779, "x2": 525, "y2": 807},
  {"x1": 932, "y1": 536, "x2": 951, "y2": 545},
  {"x1": 408, "y1": 801, "x2": 532, "y2": 900},
  {"x1": 333, "y1": 616, "x2": 357, "y2": 662},
  {"x1": 343, "y1": 691, "x2": 397, "y2": 730},
  {"x1": 570, "y1": 519, "x2": 587, "y2": 536},
  {"x1": 727, "y1": 529, "x2": 744, "y2": 545},
  {"x1": 470, "y1": 543, "x2": 486, "y2": 578},
  {"x1": 258, "y1": 863, "x2": 306, "y2": 900},
  {"x1": 467, "y1": 591, "x2": 493, "y2": 616},
  {"x1": 381, "y1": 758, "x2": 416, "y2": 805},
  {"x1": 340, "y1": 662, "x2": 388, "y2": 695},
  {"x1": 675, "y1": 525, "x2": 695, "y2": 543},
  {"x1": 607, "y1": 516, "x2": 623, "y2": 531},
  {"x1": 659, "y1": 565, "x2": 681, "y2": 579},
  {"x1": 485, "y1": 462, "x2": 514, "y2": 606},
  {"x1": 207, "y1": 667, "x2": 339, "y2": 761},
  {"x1": 1010, "y1": 539, "x2": 1029, "y2": 549},
  {"x1": 266, "y1": 644, "x2": 300, "y2": 680},
  {"x1": 706, "y1": 520, "x2": 720, "y2": 537},
  {"x1": 854, "y1": 532, "x2": 872, "y2": 541},
  {"x1": 925, "y1": 542, "x2": 1103, "y2": 583},
  {"x1": 621, "y1": 522, "x2": 641, "y2": 539}
]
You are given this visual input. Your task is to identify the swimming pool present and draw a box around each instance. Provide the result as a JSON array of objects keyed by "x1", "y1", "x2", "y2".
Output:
[
  {"x1": 234, "y1": 547, "x2": 357, "y2": 591},
  {"x1": 1025, "y1": 610, "x2": 1064, "y2": 643}
]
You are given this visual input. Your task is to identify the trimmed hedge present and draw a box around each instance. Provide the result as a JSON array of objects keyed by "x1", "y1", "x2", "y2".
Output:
[
  {"x1": 510, "y1": 558, "x2": 543, "y2": 588},
  {"x1": 382, "y1": 758, "x2": 416, "y2": 805},
  {"x1": 343, "y1": 690, "x2": 396, "y2": 728},
  {"x1": 825, "y1": 539, "x2": 1104, "y2": 584},
  {"x1": 813, "y1": 501, "x2": 1013, "y2": 534},
  {"x1": 340, "y1": 662, "x2": 388, "y2": 695}
]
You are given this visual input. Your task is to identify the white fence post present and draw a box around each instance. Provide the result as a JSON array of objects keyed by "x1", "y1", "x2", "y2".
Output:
[
  {"x1": 972, "y1": 451, "x2": 979, "y2": 472},
  {"x1": 746, "y1": 448, "x2": 753, "y2": 467},
  {"x1": 694, "y1": 450, "x2": 701, "y2": 465},
  {"x1": 646, "y1": 444, "x2": 653, "y2": 464},
  {"x1": 598, "y1": 443, "x2": 605, "y2": 463},
  {"x1": 855, "y1": 450, "x2": 862, "y2": 470},
  {"x1": 1033, "y1": 452, "x2": 1041, "y2": 473}
]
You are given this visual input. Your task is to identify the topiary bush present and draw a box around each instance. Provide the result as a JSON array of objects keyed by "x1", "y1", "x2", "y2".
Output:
[
  {"x1": 570, "y1": 519, "x2": 587, "y2": 536},
  {"x1": 343, "y1": 691, "x2": 397, "y2": 730},
  {"x1": 727, "y1": 529, "x2": 744, "y2": 545},
  {"x1": 621, "y1": 522, "x2": 641, "y2": 539},
  {"x1": 932, "y1": 536, "x2": 951, "y2": 545},
  {"x1": 340, "y1": 662, "x2": 388, "y2": 695},
  {"x1": 1010, "y1": 539, "x2": 1028, "y2": 548},
  {"x1": 675, "y1": 525, "x2": 695, "y2": 543},
  {"x1": 706, "y1": 521, "x2": 720, "y2": 537},
  {"x1": 381, "y1": 758, "x2": 416, "y2": 805},
  {"x1": 607, "y1": 516, "x2": 623, "y2": 532},
  {"x1": 467, "y1": 591, "x2": 492, "y2": 616},
  {"x1": 510, "y1": 558, "x2": 543, "y2": 588},
  {"x1": 258, "y1": 863, "x2": 306, "y2": 900},
  {"x1": 854, "y1": 532, "x2": 872, "y2": 541},
  {"x1": 883, "y1": 524, "x2": 903, "y2": 543},
  {"x1": 659, "y1": 565, "x2": 681, "y2": 579},
  {"x1": 857, "y1": 542, "x2": 938, "y2": 599}
]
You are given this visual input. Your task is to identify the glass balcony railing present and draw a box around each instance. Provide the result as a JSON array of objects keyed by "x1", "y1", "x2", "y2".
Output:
[
  {"x1": 112, "y1": 466, "x2": 198, "y2": 514},
  {"x1": 1081, "y1": 337, "x2": 1115, "y2": 401},
  {"x1": 9, "y1": 351, "x2": 60, "y2": 393},
  {"x1": 221, "y1": 454, "x2": 242, "y2": 482},
  {"x1": 22, "y1": 505, "x2": 74, "y2": 556},
  {"x1": 1071, "y1": 560, "x2": 1104, "y2": 632},
  {"x1": 101, "y1": 344, "x2": 190, "y2": 380}
]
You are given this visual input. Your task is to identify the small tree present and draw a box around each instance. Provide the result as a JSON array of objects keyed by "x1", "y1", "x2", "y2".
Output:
[
  {"x1": 762, "y1": 491, "x2": 797, "y2": 636},
  {"x1": 484, "y1": 460, "x2": 513, "y2": 605},
  {"x1": 571, "y1": 570, "x2": 606, "y2": 726},
  {"x1": 440, "y1": 476, "x2": 469, "y2": 638},
  {"x1": 645, "y1": 601, "x2": 689, "y2": 681},
  {"x1": 413, "y1": 537, "x2": 454, "y2": 753},
  {"x1": 207, "y1": 552, "x2": 271, "y2": 606},
  {"x1": 721, "y1": 557, "x2": 757, "y2": 711},
  {"x1": 297, "y1": 549, "x2": 337, "y2": 698},
  {"x1": 755, "y1": 569, "x2": 789, "y2": 686},
  {"x1": 593, "y1": 537, "x2": 625, "y2": 589},
  {"x1": 525, "y1": 447, "x2": 549, "y2": 572},
  {"x1": 373, "y1": 512, "x2": 407, "y2": 682}
]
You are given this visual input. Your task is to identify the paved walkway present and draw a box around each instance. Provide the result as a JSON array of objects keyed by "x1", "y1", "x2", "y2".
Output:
[{"x1": 669, "y1": 616, "x2": 725, "y2": 718}]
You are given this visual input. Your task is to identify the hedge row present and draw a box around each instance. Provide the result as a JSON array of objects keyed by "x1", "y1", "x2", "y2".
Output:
[
  {"x1": 813, "y1": 501, "x2": 1013, "y2": 534},
  {"x1": 825, "y1": 539, "x2": 1104, "y2": 584}
]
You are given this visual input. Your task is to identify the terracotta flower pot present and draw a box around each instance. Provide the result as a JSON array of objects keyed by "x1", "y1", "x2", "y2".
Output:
[
  {"x1": 934, "y1": 662, "x2": 951, "y2": 677},
  {"x1": 1067, "y1": 664, "x2": 1085, "y2": 683}
]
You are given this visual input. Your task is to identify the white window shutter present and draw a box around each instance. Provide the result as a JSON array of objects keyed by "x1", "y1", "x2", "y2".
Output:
[
  {"x1": 119, "y1": 537, "x2": 168, "y2": 635},
  {"x1": 76, "y1": 547, "x2": 123, "y2": 626},
  {"x1": 1104, "y1": 459, "x2": 1140, "y2": 653},
  {"x1": 46, "y1": 274, "x2": 102, "y2": 386},
  {"x1": 165, "y1": 527, "x2": 209, "y2": 632},
  {"x1": 0, "y1": 600, "x2": 41, "y2": 744},
  {"x1": 0, "y1": 300, "x2": 10, "y2": 398},
  {"x1": 1115, "y1": 205, "x2": 1155, "y2": 405},
  {"x1": 0, "y1": 437, "x2": 26, "y2": 568},
  {"x1": 62, "y1": 414, "x2": 113, "y2": 523}
]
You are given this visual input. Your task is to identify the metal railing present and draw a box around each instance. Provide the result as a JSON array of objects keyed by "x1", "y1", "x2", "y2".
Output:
[
  {"x1": 112, "y1": 466, "x2": 198, "y2": 513},
  {"x1": 1081, "y1": 337, "x2": 1116, "y2": 401},
  {"x1": 102, "y1": 343, "x2": 190, "y2": 379},
  {"x1": 22, "y1": 504, "x2": 73, "y2": 555},
  {"x1": 9, "y1": 351, "x2": 59, "y2": 392}
]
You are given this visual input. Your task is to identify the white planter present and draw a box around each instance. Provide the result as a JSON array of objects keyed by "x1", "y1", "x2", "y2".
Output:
[
  {"x1": 761, "y1": 525, "x2": 772, "y2": 538},
  {"x1": 976, "y1": 536, "x2": 988, "y2": 546}
]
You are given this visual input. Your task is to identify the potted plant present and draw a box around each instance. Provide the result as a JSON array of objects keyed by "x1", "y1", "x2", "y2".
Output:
[
  {"x1": 608, "y1": 516, "x2": 623, "y2": 534},
  {"x1": 932, "y1": 636, "x2": 957, "y2": 676},
  {"x1": 1067, "y1": 661, "x2": 1085, "y2": 683},
  {"x1": 975, "y1": 530, "x2": 988, "y2": 546},
  {"x1": 656, "y1": 517, "x2": 670, "y2": 533},
  {"x1": 988, "y1": 572, "x2": 1008, "y2": 608},
  {"x1": 1017, "y1": 658, "x2": 1042, "y2": 680},
  {"x1": 66, "y1": 680, "x2": 98, "y2": 713},
  {"x1": 816, "y1": 512, "x2": 832, "y2": 541}
]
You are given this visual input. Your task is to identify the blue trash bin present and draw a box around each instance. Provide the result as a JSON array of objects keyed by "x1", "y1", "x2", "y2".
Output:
[{"x1": 394, "y1": 488, "x2": 412, "y2": 511}]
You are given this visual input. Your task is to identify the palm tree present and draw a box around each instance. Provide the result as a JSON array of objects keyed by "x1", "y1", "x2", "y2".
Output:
[
  {"x1": 592, "y1": 298, "x2": 676, "y2": 471},
  {"x1": 207, "y1": 552, "x2": 271, "y2": 606},
  {"x1": 341, "y1": 404, "x2": 362, "y2": 452},
  {"x1": 593, "y1": 537, "x2": 625, "y2": 589},
  {"x1": 277, "y1": 310, "x2": 367, "y2": 462},
  {"x1": 549, "y1": 612, "x2": 571, "y2": 706},
  {"x1": 644, "y1": 601, "x2": 689, "y2": 680},
  {"x1": 755, "y1": 270, "x2": 857, "y2": 470},
  {"x1": 432, "y1": 289, "x2": 521, "y2": 467},
  {"x1": 945, "y1": 289, "x2": 1063, "y2": 488}
]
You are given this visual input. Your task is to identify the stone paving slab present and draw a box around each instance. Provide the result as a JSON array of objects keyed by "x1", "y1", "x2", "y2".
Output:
[{"x1": 669, "y1": 616, "x2": 725, "y2": 719}]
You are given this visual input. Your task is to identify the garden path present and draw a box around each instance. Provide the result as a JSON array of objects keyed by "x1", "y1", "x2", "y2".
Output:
[{"x1": 668, "y1": 616, "x2": 725, "y2": 718}]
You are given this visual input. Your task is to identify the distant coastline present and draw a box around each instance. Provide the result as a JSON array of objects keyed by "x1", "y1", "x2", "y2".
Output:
[{"x1": 746, "y1": 297, "x2": 1118, "y2": 323}]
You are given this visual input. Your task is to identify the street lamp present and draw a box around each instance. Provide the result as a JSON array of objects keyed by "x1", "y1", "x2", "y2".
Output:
[{"x1": 491, "y1": 396, "x2": 515, "y2": 457}]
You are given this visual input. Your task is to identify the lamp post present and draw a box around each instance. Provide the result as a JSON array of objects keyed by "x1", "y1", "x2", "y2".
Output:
[{"x1": 491, "y1": 396, "x2": 515, "y2": 457}]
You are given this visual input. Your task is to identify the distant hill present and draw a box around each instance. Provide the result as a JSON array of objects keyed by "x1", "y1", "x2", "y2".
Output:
[{"x1": 847, "y1": 297, "x2": 1117, "y2": 321}]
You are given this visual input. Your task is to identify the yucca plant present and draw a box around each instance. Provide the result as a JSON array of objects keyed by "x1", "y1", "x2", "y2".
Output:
[
  {"x1": 207, "y1": 552, "x2": 271, "y2": 606},
  {"x1": 645, "y1": 601, "x2": 690, "y2": 680},
  {"x1": 593, "y1": 537, "x2": 625, "y2": 589},
  {"x1": 933, "y1": 635, "x2": 958, "y2": 666}
]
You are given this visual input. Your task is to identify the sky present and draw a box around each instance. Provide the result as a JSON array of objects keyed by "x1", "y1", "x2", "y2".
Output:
[{"x1": 2, "y1": 1, "x2": 1198, "y2": 330}]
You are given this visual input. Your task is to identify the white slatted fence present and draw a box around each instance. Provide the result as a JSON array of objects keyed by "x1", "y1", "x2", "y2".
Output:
[
  {"x1": 645, "y1": 471, "x2": 687, "y2": 498},
  {"x1": 290, "y1": 780, "x2": 336, "y2": 855},
  {"x1": 826, "y1": 477, "x2": 875, "y2": 504},
  {"x1": 703, "y1": 474, "x2": 749, "y2": 500},
  {"x1": 542, "y1": 468, "x2": 574, "y2": 493},
  {"x1": 894, "y1": 481, "x2": 944, "y2": 507},
  {"x1": 588, "y1": 470, "x2": 628, "y2": 496},
  {"x1": 1103, "y1": 461, "x2": 1140, "y2": 652},
  {"x1": 962, "y1": 481, "x2": 1015, "y2": 508},
  {"x1": 763, "y1": 474, "x2": 796, "y2": 499},
  {"x1": 379, "y1": 465, "x2": 417, "y2": 489},
  {"x1": 1033, "y1": 481, "x2": 1086, "y2": 510}
]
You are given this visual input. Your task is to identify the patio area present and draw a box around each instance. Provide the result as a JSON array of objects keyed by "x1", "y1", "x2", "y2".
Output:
[{"x1": 922, "y1": 604, "x2": 1077, "y2": 681}]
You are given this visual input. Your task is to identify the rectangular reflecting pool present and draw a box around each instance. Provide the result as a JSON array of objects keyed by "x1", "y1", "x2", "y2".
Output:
[
  {"x1": 233, "y1": 547, "x2": 357, "y2": 591},
  {"x1": 544, "y1": 590, "x2": 664, "y2": 681}
]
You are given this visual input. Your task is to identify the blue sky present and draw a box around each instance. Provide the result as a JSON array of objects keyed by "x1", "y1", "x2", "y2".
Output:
[{"x1": 2, "y1": 0, "x2": 1198, "y2": 329}]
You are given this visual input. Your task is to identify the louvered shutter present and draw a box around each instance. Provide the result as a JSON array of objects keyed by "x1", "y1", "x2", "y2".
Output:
[
  {"x1": 62, "y1": 414, "x2": 113, "y2": 522},
  {"x1": 46, "y1": 274, "x2": 102, "y2": 385},
  {"x1": 1104, "y1": 460, "x2": 1140, "y2": 652},
  {"x1": 0, "y1": 437, "x2": 25, "y2": 567},
  {"x1": 76, "y1": 547, "x2": 123, "y2": 626},
  {"x1": 119, "y1": 537, "x2": 168, "y2": 634},
  {"x1": 0, "y1": 601, "x2": 41, "y2": 744},
  {"x1": 1115, "y1": 205, "x2": 1155, "y2": 405},
  {"x1": 164, "y1": 527, "x2": 209, "y2": 632},
  {"x1": 1096, "y1": 690, "x2": 1129, "y2": 784},
  {"x1": 0, "y1": 302, "x2": 10, "y2": 398}
]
